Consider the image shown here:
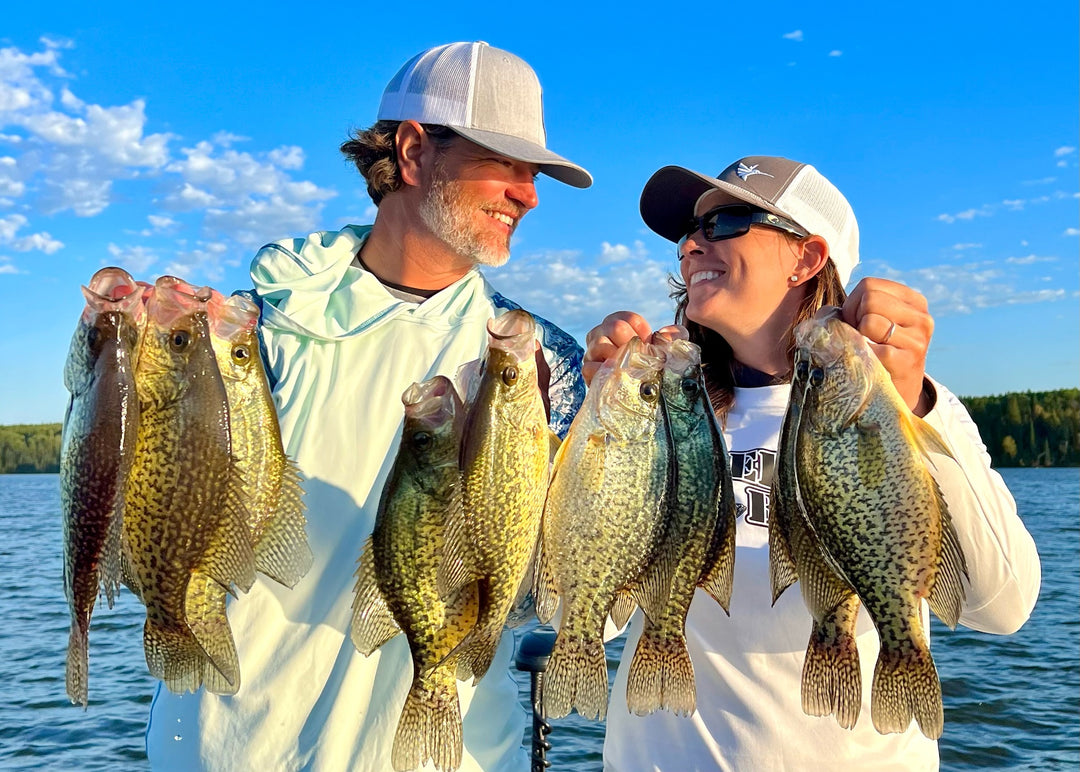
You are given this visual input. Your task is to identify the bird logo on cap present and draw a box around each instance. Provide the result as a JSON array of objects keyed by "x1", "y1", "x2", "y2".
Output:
[{"x1": 736, "y1": 163, "x2": 773, "y2": 181}]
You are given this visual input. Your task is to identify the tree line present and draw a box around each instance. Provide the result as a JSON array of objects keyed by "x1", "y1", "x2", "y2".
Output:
[{"x1": 1, "y1": 388, "x2": 1078, "y2": 473}]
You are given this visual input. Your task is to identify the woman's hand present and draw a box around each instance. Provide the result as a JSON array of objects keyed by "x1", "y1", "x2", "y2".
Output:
[
  {"x1": 583, "y1": 312, "x2": 684, "y2": 386},
  {"x1": 840, "y1": 277, "x2": 934, "y2": 416}
]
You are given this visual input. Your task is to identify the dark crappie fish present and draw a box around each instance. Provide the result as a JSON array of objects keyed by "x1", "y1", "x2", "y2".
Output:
[
  {"x1": 438, "y1": 310, "x2": 550, "y2": 684},
  {"x1": 207, "y1": 291, "x2": 312, "y2": 588},
  {"x1": 60, "y1": 266, "x2": 145, "y2": 707},
  {"x1": 535, "y1": 337, "x2": 670, "y2": 721},
  {"x1": 124, "y1": 276, "x2": 255, "y2": 696},
  {"x1": 771, "y1": 310, "x2": 967, "y2": 739},
  {"x1": 625, "y1": 334, "x2": 737, "y2": 717},
  {"x1": 351, "y1": 375, "x2": 479, "y2": 772}
]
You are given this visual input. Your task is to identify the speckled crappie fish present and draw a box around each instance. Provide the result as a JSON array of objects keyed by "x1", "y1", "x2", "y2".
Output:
[
  {"x1": 438, "y1": 310, "x2": 550, "y2": 685},
  {"x1": 771, "y1": 310, "x2": 967, "y2": 739},
  {"x1": 60, "y1": 267, "x2": 145, "y2": 707},
  {"x1": 123, "y1": 276, "x2": 255, "y2": 696},
  {"x1": 351, "y1": 375, "x2": 478, "y2": 772},
  {"x1": 625, "y1": 334, "x2": 737, "y2": 717},
  {"x1": 207, "y1": 291, "x2": 312, "y2": 588},
  {"x1": 770, "y1": 347, "x2": 863, "y2": 731},
  {"x1": 535, "y1": 337, "x2": 670, "y2": 721}
]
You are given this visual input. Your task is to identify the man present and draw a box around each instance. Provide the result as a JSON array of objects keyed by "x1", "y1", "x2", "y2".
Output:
[{"x1": 145, "y1": 41, "x2": 591, "y2": 771}]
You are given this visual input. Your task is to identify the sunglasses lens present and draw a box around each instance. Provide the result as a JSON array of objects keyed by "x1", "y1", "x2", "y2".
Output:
[{"x1": 703, "y1": 205, "x2": 752, "y2": 241}]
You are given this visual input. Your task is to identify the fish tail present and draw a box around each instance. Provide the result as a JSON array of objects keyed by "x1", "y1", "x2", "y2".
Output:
[
  {"x1": 543, "y1": 632, "x2": 609, "y2": 721},
  {"x1": 143, "y1": 617, "x2": 206, "y2": 695},
  {"x1": 626, "y1": 625, "x2": 696, "y2": 717},
  {"x1": 392, "y1": 668, "x2": 463, "y2": 772},
  {"x1": 184, "y1": 572, "x2": 240, "y2": 694},
  {"x1": 801, "y1": 597, "x2": 862, "y2": 730},
  {"x1": 871, "y1": 640, "x2": 943, "y2": 739},
  {"x1": 65, "y1": 621, "x2": 89, "y2": 708}
]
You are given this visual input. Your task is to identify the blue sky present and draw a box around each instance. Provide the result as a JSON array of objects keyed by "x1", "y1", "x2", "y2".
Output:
[{"x1": 1, "y1": 2, "x2": 1077, "y2": 424}]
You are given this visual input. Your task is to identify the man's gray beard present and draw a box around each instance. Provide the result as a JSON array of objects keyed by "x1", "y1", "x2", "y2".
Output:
[{"x1": 418, "y1": 174, "x2": 510, "y2": 268}]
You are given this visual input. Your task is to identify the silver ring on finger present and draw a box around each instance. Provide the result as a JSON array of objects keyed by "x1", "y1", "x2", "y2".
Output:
[{"x1": 882, "y1": 320, "x2": 897, "y2": 345}]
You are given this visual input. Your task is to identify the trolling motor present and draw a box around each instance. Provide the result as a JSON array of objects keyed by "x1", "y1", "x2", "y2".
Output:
[{"x1": 515, "y1": 625, "x2": 557, "y2": 771}]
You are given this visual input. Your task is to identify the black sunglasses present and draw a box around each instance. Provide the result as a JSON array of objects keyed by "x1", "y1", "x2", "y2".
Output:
[{"x1": 677, "y1": 204, "x2": 809, "y2": 256}]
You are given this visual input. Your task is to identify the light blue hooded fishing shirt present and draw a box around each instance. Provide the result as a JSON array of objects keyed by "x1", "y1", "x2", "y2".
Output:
[{"x1": 145, "y1": 224, "x2": 584, "y2": 771}]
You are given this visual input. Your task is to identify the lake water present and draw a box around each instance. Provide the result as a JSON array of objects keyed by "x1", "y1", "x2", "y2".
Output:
[{"x1": 0, "y1": 468, "x2": 1076, "y2": 770}]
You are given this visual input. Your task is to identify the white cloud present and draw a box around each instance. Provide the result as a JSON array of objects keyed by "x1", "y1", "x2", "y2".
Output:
[
  {"x1": 0, "y1": 41, "x2": 336, "y2": 282},
  {"x1": 1065, "y1": 228, "x2": 1079, "y2": 237},
  {"x1": 829, "y1": 50, "x2": 843, "y2": 57},
  {"x1": 952, "y1": 243, "x2": 982, "y2": 251},
  {"x1": 0, "y1": 256, "x2": 19, "y2": 274},
  {"x1": 865, "y1": 258, "x2": 1070, "y2": 315},
  {"x1": 783, "y1": 30, "x2": 804, "y2": 41},
  {"x1": 107, "y1": 243, "x2": 159, "y2": 275},
  {"x1": 484, "y1": 243, "x2": 679, "y2": 342},
  {"x1": 0, "y1": 212, "x2": 63, "y2": 252},
  {"x1": 937, "y1": 207, "x2": 992, "y2": 224},
  {"x1": 1054, "y1": 146, "x2": 1076, "y2": 157},
  {"x1": 1005, "y1": 254, "x2": 1055, "y2": 265},
  {"x1": 147, "y1": 214, "x2": 177, "y2": 230}
]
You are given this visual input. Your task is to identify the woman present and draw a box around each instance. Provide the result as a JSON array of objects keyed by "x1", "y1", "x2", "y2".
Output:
[{"x1": 586, "y1": 156, "x2": 1041, "y2": 771}]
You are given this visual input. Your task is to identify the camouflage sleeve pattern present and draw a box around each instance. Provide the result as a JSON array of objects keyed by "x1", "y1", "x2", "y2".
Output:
[{"x1": 491, "y1": 293, "x2": 585, "y2": 439}]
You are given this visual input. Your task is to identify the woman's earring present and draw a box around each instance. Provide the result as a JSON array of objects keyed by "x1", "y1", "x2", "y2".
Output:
[{"x1": 789, "y1": 274, "x2": 799, "y2": 283}]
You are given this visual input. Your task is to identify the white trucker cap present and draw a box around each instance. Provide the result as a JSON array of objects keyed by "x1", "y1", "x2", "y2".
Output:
[
  {"x1": 377, "y1": 41, "x2": 592, "y2": 189},
  {"x1": 640, "y1": 156, "x2": 860, "y2": 287}
]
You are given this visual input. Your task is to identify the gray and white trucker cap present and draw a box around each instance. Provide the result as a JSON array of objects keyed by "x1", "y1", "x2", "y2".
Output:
[
  {"x1": 639, "y1": 156, "x2": 859, "y2": 286},
  {"x1": 377, "y1": 41, "x2": 592, "y2": 189}
]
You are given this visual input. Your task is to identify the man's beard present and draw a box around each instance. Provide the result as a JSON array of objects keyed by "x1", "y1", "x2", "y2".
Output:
[{"x1": 418, "y1": 170, "x2": 513, "y2": 268}]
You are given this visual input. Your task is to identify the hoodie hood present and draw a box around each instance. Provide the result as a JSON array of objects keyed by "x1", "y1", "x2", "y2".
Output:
[{"x1": 250, "y1": 224, "x2": 496, "y2": 341}]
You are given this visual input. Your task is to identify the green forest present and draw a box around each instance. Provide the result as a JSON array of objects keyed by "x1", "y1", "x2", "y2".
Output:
[{"x1": 2, "y1": 388, "x2": 1078, "y2": 473}]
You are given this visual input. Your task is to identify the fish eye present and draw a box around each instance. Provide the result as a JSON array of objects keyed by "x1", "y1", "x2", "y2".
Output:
[
  {"x1": 680, "y1": 377, "x2": 699, "y2": 396},
  {"x1": 640, "y1": 381, "x2": 659, "y2": 402},
  {"x1": 795, "y1": 360, "x2": 809, "y2": 382},
  {"x1": 232, "y1": 344, "x2": 251, "y2": 364},
  {"x1": 412, "y1": 431, "x2": 433, "y2": 450},
  {"x1": 502, "y1": 366, "x2": 518, "y2": 386},
  {"x1": 809, "y1": 366, "x2": 825, "y2": 387},
  {"x1": 170, "y1": 329, "x2": 192, "y2": 351}
]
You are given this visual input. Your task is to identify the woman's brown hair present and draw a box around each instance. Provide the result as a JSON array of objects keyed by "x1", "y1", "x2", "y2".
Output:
[{"x1": 669, "y1": 251, "x2": 847, "y2": 425}]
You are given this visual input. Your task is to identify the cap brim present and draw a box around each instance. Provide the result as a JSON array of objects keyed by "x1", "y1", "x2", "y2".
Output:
[
  {"x1": 640, "y1": 165, "x2": 778, "y2": 242},
  {"x1": 452, "y1": 127, "x2": 592, "y2": 189}
]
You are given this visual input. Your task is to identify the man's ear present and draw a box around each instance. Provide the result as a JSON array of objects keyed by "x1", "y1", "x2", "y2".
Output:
[{"x1": 395, "y1": 120, "x2": 427, "y2": 188}]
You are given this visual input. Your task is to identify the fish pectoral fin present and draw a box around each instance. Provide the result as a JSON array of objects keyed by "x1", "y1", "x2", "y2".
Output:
[
  {"x1": 608, "y1": 589, "x2": 637, "y2": 631},
  {"x1": 533, "y1": 534, "x2": 560, "y2": 624},
  {"x1": 902, "y1": 412, "x2": 957, "y2": 469},
  {"x1": 252, "y1": 462, "x2": 313, "y2": 588},
  {"x1": 548, "y1": 429, "x2": 564, "y2": 465},
  {"x1": 349, "y1": 539, "x2": 401, "y2": 655}
]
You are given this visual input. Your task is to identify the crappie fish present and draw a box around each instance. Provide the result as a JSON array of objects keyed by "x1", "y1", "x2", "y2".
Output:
[
  {"x1": 772, "y1": 310, "x2": 967, "y2": 739},
  {"x1": 351, "y1": 375, "x2": 479, "y2": 772},
  {"x1": 207, "y1": 291, "x2": 312, "y2": 587},
  {"x1": 771, "y1": 355, "x2": 863, "y2": 730},
  {"x1": 60, "y1": 267, "x2": 145, "y2": 707},
  {"x1": 124, "y1": 276, "x2": 255, "y2": 695},
  {"x1": 535, "y1": 337, "x2": 670, "y2": 721},
  {"x1": 625, "y1": 334, "x2": 737, "y2": 717},
  {"x1": 438, "y1": 310, "x2": 550, "y2": 684}
]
